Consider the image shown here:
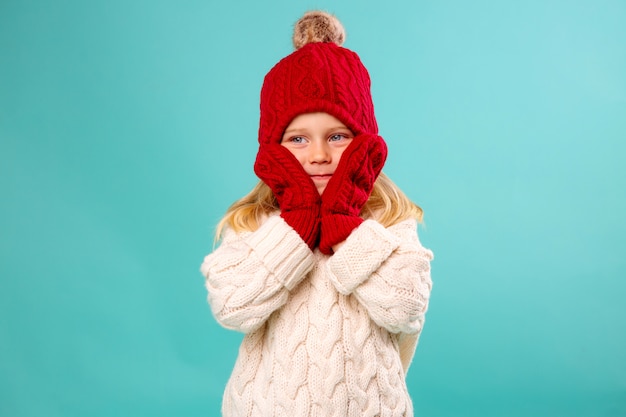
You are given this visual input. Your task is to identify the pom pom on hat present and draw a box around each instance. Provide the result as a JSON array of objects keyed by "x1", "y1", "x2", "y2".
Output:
[{"x1": 292, "y1": 11, "x2": 345, "y2": 49}]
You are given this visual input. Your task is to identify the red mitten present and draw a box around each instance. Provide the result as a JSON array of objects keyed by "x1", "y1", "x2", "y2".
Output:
[
  {"x1": 319, "y1": 134, "x2": 387, "y2": 254},
  {"x1": 254, "y1": 144, "x2": 321, "y2": 249}
]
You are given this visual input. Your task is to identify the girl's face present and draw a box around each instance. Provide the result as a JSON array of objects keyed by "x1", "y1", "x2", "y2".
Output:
[{"x1": 281, "y1": 112, "x2": 354, "y2": 195}]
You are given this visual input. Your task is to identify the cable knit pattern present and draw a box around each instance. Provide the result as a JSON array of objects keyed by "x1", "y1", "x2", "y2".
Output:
[
  {"x1": 319, "y1": 134, "x2": 387, "y2": 254},
  {"x1": 202, "y1": 216, "x2": 316, "y2": 333},
  {"x1": 327, "y1": 219, "x2": 433, "y2": 335},
  {"x1": 201, "y1": 214, "x2": 433, "y2": 417},
  {"x1": 259, "y1": 42, "x2": 378, "y2": 146},
  {"x1": 255, "y1": 144, "x2": 322, "y2": 249}
]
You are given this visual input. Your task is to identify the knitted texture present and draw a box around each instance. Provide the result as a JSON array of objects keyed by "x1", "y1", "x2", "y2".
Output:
[
  {"x1": 319, "y1": 134, "x2": 387, "y2": 254},
  {"x1": 258, "y1": 41, "x2": 378, "y2": 146},
  {"x1": 253, "y1": 12, "x2": 388, "y2": 252},
  {"x1": 255, "y1": 144, "x2": 321, "y2": 249},
  {"x1": 201, "y1": 215, "x2": 434, "y2": 417}
]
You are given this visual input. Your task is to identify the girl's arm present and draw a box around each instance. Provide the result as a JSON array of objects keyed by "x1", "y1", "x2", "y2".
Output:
[
  {"x1": 201, "y1": 215, "x2": 315, "y2": 333},
  {"x1": 325, "y1": 218, "x2": 433, "y2": 335}
]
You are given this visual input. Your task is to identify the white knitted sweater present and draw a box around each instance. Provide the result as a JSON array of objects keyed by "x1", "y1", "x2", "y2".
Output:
[{"x1": 201, "y1": 214, "x2": 433, "y2": 417}]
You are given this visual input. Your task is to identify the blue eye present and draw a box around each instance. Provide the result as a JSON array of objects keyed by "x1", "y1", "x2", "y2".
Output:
[
  {"x1": 329, "y1": 134, "x2": 346, "y2": 142},
  {"x1": 291, "y1": 136, "x2": 305, "y2": 143}
]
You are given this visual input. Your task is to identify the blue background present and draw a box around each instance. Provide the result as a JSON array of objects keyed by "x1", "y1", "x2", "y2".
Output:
[{"x1": 1, "y1": 0, "x2": 625, "y2": 416}]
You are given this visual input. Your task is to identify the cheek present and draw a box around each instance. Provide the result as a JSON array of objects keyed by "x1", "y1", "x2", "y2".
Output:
[{"x1": 333, "y1": 148, "x2": 348, "y2": 163}]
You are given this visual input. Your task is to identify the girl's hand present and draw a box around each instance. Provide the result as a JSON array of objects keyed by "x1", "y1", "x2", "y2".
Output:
[
  {"x1": 319, "y1": 134, "x2": 387, "y2": 254},
  {"x1": 254, "y1": 144, "x2": 322, "y2": 249},
  {"x1": 331, "y1": 241, "x2": 346, "y2": 253}
]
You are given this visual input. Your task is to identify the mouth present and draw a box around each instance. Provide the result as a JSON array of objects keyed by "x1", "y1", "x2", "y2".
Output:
[{"x1": 310, "y1": 174, "x2": 332, "y2": 181}]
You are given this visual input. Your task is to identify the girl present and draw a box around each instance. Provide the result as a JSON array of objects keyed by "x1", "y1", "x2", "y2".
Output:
[{"x1": 201, "y1": 10, "x2": 433, "y2": 417}]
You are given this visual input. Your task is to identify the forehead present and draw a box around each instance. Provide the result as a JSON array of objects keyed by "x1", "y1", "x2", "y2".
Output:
[{"x1": 286, "y1": 112, "x2": 350, "y2": 130}]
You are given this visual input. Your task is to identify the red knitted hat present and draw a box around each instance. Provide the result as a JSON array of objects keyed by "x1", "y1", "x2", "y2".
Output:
[{"x1": 258, "y1": 11, "x2": 378, "y2": 146}]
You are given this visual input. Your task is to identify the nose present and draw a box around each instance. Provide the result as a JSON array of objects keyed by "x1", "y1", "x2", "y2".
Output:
[{"x1": 309, "y1": 140, "x2": 330, "y2": 163}]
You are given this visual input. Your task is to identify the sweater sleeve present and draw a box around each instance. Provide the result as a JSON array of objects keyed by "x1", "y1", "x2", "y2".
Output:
[
  {"x1": 325, "y1": 218, "x2": 433, "y2": 335},
  {"x1": 201, "y1": 215, "x2": 316, "y2": 333}
]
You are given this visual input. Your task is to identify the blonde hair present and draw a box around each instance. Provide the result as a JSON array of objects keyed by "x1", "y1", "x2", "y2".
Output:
[{"x1": 215, "y1": 172, "x2": 423, "y2": 240}]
